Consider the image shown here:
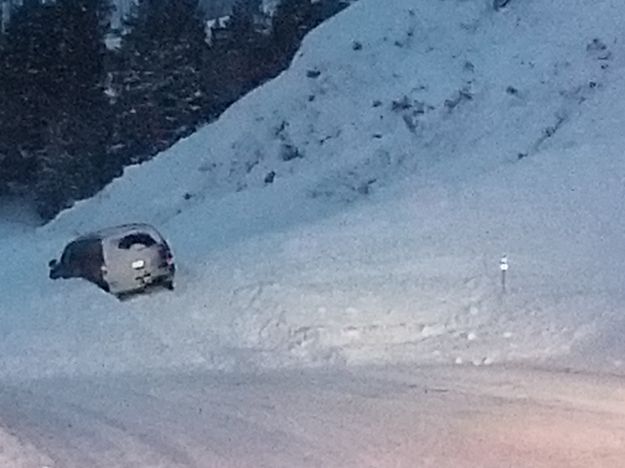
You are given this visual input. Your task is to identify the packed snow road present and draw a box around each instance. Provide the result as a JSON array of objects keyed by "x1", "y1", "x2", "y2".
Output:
[{"x1": 2, "y1": 365, "x2": 624, "y2": 468}]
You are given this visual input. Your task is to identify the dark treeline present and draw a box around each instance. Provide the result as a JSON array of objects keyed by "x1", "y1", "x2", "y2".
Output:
[{"x1": 0, "y1": 0, "x2": 348, "y2": 220}]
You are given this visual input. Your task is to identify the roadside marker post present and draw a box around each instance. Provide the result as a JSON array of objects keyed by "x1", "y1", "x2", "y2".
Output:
[{"x1": 500, "y1": 255, "x2": 509, "y2": 293}]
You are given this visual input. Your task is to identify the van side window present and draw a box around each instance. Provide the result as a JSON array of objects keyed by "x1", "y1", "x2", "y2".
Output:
[
  {"x1": 61, "y1": 239, "x2": 100, "y2": 274},
  {"x1": 118, "y1": 233, "x2": 156, "y2": 249},
  {"x1": 60, "y1": 241, "x2": 78, "y2": 266}
]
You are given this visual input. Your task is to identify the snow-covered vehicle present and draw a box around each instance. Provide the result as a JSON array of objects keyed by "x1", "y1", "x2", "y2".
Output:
[{"x1": 48, "y1": 223, "x2": 175, "y2": 296}]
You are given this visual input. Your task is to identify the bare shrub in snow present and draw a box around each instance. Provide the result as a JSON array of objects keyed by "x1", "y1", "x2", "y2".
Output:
[
  {"x1": 586, "y1": 38, "x2": 612, "y2": 61},
  {"x1": 444, "y1": 87, "x2": 473, "y2": 112},
  {"x1": 280, "y1": 143, "x2": 304, "y2": 161},
  {"x1": 392, "y1": 96, "x2": 433, "y2": 134},
  {"x1": 308, "y1": 150, "x2": 399, "y2": 202},
  {"x1": 506, "y1": 86, "x2": 519, "y2": 96},
  {"x1": 391, "y1": 96, "x2": 413, "y2": 112},
  {"x1": 493, "y1": 0, "x2": 512, "y2": 11},
  {"x1": 264, "y1": 171, "x2": 276, "y2": 184}
]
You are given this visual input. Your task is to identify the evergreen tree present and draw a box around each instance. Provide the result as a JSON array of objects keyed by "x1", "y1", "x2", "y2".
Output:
[
  {"x1": 0, "y1": 1, "x2": 52, "y2": 194},
  {"x1": 271, "y1": 0, "x2": 348, "y2": 66},
  {"x1": 37, "y1": 0, "x2": 112, "y2": 218},
  {"x1": 111, "y1": 0, "x2": 208, "y2": 163},
  {"x1": 0, "y1": 0, "x2": 113, "y2": 218},
  {"x1": 201, "y1": 0, "x2": 270, "y2": 110},
  {"x1": 0, "y1": 24, "x2": 9, "y2": 195},
  {"x1": 271, "y1": 0, "x2": 313, "y2": 62}
]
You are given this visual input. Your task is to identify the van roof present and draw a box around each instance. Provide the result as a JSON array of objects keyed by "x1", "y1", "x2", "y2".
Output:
[{"x1": 76, "y1": 223, "x2": 166, "y2": 242}]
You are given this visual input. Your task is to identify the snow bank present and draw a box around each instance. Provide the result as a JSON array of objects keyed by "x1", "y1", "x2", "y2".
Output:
[
  {"x1": 0, "y1": 0, "x2": 624, "y2": 379},
  {"x1": 0, "y1": 423, "x2": 52, "y2": 468}
]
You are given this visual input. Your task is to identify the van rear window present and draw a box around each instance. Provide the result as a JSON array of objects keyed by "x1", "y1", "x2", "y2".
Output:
[{"x1": 118, "y1": 233, "x2": 157, "y2": 249}]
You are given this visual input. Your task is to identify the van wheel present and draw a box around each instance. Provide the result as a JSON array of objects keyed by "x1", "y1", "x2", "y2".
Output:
[{"x1": 115, "y1": 292, "x2": 130, "y2": 301}]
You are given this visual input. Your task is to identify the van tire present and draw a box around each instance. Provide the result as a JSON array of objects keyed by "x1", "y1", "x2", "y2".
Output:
[
  {"x1": 115, "y1": 292, "x2": 131, "y2": 301},
  {"x1": 95, "y1": 280, "x2": 110, "y2": 292}
]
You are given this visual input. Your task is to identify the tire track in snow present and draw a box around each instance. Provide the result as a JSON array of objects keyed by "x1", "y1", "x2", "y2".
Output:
[{"x1": 2, "y1": 365, "x2": 625, "y2": 468}]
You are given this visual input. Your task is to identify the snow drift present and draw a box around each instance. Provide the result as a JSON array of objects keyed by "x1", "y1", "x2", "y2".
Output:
[{"x1": 1, "y1": 0, "x2": 625, "y2": 380}]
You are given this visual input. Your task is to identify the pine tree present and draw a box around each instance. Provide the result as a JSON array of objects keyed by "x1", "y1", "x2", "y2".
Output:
[
  {"x1": 112, "y1": 0, "x2": 208, "y2": 163},
  {"x1": 37, "y1": 0, "x2": 112, "y2": 218},
  {"x1": 271, "y1": 0, "x2": 313, "y2": 61},
  {"x1": 271, "y1": 0, "x2": 348, "y2": 66},
  {"x1": 0, "y1": 0, "x2": 113, "y2": 218},
  {"x1": 0, "y1": 23, "x2": 10, "y2": 195},
  {"x1": 0, "y1": 2, "x2": 57, "y2": 196},
  {"x1": 200, "y1": 0, "x2": 271, "y2": 110}
]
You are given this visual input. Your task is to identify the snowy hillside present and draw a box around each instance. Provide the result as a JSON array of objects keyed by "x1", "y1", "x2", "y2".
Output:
[
  {"x1": 4, "y1": 0, "x2": 625, "y2": 465},
  {"x1": 2, "y1": 0, "x2": 625, "y2": 379}
]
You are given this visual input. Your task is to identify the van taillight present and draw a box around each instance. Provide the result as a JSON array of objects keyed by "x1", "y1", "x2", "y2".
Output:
[{"x1": 160, "y1": 246, "x2": 174, "y2": 266}]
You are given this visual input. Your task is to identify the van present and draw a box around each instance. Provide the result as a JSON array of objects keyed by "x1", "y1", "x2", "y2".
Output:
[{"x1": 49, "y1": 223, "x2": 175, "y2": 296}]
